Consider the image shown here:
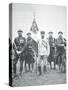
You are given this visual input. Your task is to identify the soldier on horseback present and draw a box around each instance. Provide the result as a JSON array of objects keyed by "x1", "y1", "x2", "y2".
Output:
[{"x1": 13, "y1": 30, "x2": 26, "y2": 78}]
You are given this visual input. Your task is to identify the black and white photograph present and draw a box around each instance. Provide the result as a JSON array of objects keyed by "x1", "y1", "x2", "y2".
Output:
[{"x1": 9, "y1": 3, "x2": 67, "y2": 87}]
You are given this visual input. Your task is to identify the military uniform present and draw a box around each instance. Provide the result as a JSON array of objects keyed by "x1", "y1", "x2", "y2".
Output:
[
  {"x1": 48, "y1": 36, "x2": 56, "y2": 69},
  {"x1": 56, "y1": 34, "x2": 66, "y2": 65},
  {"x1": 37, "y1": 31, "x2": 50, "y2": 75},
  {"x1": 25, "y1": 36, "x2": 35, "y2": 72},
  {"x1": 13, "y1": 35, "x2": 26, "y2": 76}
]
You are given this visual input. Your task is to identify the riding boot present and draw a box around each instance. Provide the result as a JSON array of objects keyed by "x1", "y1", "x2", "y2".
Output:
[
  {"x1": 38, "y1": 66, "x2": 41, "y2": 76},
  {"x1": 43, "y1": 65, "x2": 46, "y2": 73}
]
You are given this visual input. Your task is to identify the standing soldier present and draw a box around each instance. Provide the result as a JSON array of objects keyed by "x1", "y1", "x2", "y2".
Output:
[
  {"x1": 56, "y1": 31, "x2": 66, "y2": 71},
  {"x1": 48, "y1": 32, "x2": 56, "y2": 69},
  {"x1": 25, "y1": 32, "x2": 35, "y2": 72},
  {"x1": 37, "y1": 31, "x2": 50, "y2": 76},
  {"x1": 13, "y1": 30, "x2": 26, "y2": 78}
]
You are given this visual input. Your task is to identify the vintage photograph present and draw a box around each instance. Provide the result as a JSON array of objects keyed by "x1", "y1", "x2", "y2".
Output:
[{"x1": 9, "y1": 3, "x2": 67, "y2": 86}]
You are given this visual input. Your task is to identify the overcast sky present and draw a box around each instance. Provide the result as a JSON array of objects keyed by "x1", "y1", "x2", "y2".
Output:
[{"x1": 12, "y1": 3, "x2": 66, "y2": 41}]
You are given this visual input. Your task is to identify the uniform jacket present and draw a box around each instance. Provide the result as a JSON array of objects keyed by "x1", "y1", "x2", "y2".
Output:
[
  {"x1": 48, "y1": 36, "x2": 55, "y2": 47},
  {"x1": 25, "y1": 37, "x2": 34, "y2": 56},
  {"x1": 56, "y1": 36, "x2": 66, "y2": 54},
  {"x1": 13, "y1": 36, "x2": 26, "y2": 54},
  {"x1": 38, "y1": 38, "x2": 50, "y2": 56}
]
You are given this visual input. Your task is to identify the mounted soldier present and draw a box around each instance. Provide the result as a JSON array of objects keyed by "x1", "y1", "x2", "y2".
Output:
[
  {"x1": 55, "y1": 31, "x2": 66, "y2": 72},
  {"x1": 37, "y1": 31, "x2": 50, "y2": 75},
  {"x1": 24, "y1": 32, "x2": 35, "y2": 72},
  {"x1": 13, "y1": 30, "x2": 26, "y2": 78},
  {"x1": 48, "y1": 32, "x2": 56, "y2": 69}
]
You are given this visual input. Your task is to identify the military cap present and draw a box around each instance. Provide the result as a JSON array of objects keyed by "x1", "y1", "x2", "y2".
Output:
[
  {"x1": 40, "y1": 31, "x2": 45, "y2": 34},
  {"x1": 58, "y1": 31, "x2": 63, "y2": 34},
  {"x1": 27, "y1": 32, "x2": 31, "y2": 35},
  {"x1": 17, "y1": 30, "x2": 23, "y2": 33},
  {"x1": 48, "y1": 32, "x2": 53, "y2": 34}
]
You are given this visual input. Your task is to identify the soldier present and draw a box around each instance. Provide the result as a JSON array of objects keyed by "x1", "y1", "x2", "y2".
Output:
[
  {"x1": 13, "y1": 30, "x2": 26, "y2": 78},
  {"x1": 48, "y1": 32, "x2": 56, "y2": 69},
  {"x1": 37, "y1": 31, "x2": 50, "y2": 75},
  {"x1": 56, "y1": 31, "x2": 66, "y2": 71},
  {"x1": 25, "y1": 32, "x2": 35, "y2": 72}
]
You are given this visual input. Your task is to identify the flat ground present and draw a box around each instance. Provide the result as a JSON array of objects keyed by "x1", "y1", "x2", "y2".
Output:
[{"x1": 12, "y1": 61, "x2": 66, "y2": 87}]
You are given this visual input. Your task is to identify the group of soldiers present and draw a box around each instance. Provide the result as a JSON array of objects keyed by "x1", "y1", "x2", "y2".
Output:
[{"x1": 9, "y1": 29, "x2": 66, "y2": 79}]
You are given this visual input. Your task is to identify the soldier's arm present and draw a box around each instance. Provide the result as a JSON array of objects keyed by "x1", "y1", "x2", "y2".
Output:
[
  {"x1": 56, "y1": 38, "x2": 65, "y2": 46},
  {"x1": 46, "y1": 39, "x2": 50, "y2": 56},
  {"x1": 55, "y1": 38, "x2": 58, "y2": 47},
  {"x1": 64, "y1": 38, "x2": 66, "y2": 46},
  {"x1": 22, "y1": 38, "x2": 27, "y2": 52},
  {"x1": 36, "y1": 40, "x2": 39, "y2": 57},
  {"x1": 13, "y1": 38, "x2": 18, "y2": 50},
  {"x1": 58, "y1": 43, "x2": 64, "y2": 46}
]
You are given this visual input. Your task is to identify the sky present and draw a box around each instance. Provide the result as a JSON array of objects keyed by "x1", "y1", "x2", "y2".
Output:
[{"x1": 12, "y1": 3, "x2": 66, "y2": 42}]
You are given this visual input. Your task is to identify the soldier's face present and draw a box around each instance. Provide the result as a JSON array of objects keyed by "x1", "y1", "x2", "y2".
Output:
[
  {"x1": 27, "y1": 34, "x2": 31, "y2": 38},
  {"x1": 41, "y1": 34, "x2": 45, "y2": 39},
  {"x1": 49, "y1": 33, "x2": 53, "y2": 37},
  {"x1": 18, "y1": 32, "x2": 22, "y2": 36},
  {"x1": 58, "y1": 33, "x2": 62, "y2": 37}
]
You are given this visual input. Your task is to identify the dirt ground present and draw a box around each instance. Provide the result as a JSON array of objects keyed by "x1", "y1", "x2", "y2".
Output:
[{"x1": 12, "y1": 61, "x2": 66, "y2": 87}]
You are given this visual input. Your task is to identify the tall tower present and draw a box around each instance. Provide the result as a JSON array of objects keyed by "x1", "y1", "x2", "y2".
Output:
[{"x1": 30, "y1": 11, "x2": 39, "y2": 33}]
